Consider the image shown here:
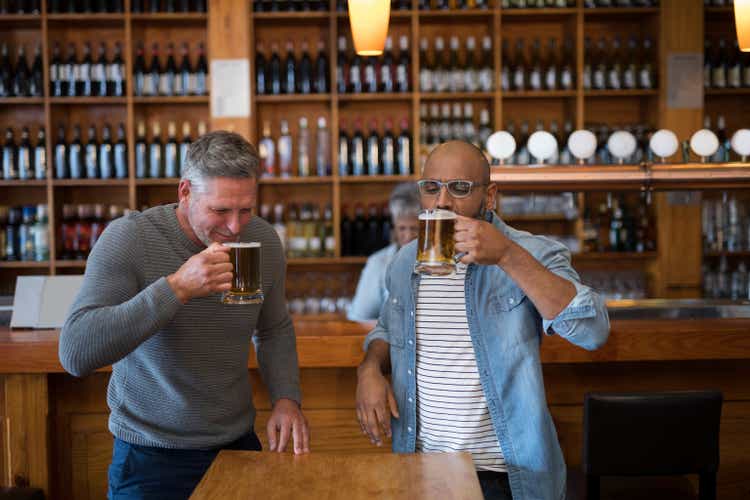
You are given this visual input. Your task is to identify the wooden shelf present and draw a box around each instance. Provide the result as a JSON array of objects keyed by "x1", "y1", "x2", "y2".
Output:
[
  {"x1": 418, "y1": 8, "x2": 493, "y2": 18},
  {"x1": 704, "y1": 88, "x2": 750, "y2": 96},
  {"x1": 338, "y1": 93, "x2": 413, "y2": 102},
  {"x1": 49, "y1": 97, "x2": 127, "y2": 105},
  {"x1": 503, "y1": 90, "x2": 576, "y2": 99},
  {"x1": 573, "y1": 251, "x2": 658, "y2": 261},
  {"x1": 0, "y1": 180, "x2": 47, "y2": 187},
  {"x1": 0, "y1": 97, "x2": 44, "y2": 105},
  {"x1": 420, "y1": 92, "x2": 493, "y2": 100},
  {"x1": 0, "y1": 14, "x2": 41, "y2": 24},
  {"x1": 54, "y1": 260, "x2": 87, "y2": 268},
  {"x1": 704, "y1": 6, "x2": 733, "y2": 14},
  {"x1": 583, "y1": 7, "x2": 660, "y2": 16},
  {"x1": 255, "y1": 94, "x2": 331, "y2": 103},
  {"x1": 135, "y1": 178, "x2": 180, "y2": 186},
  {"x1": 132, "y1": 96, "x2": 209, "y2": 104},
  {"x1": 52, "y1": 179, "x2": 129, "y2": 187},
  {"x1": 0, "y1": 261, "x2": 50, "y2": 269},
  {"x1": 46, "y1": 13, "x2": 125, "y2": 21},
  {"x1": 584, "y1": 89, "x2": 659, "y2": 97},
  {"x1": 253, "y1": 11, "x2": 330, "y2": 20},
  {"x1": 259, "y1": 176, "x2": 333, "y2": 185},
  {"x1": 339, "y1": 175, "x2": 414, "y2": 183},
  {"x1": 704, "y1": 251, "x2": 750, "y2": 258},
  {"x1": 501, "y1": 7, "x2": 578, "y2": 16},
  {"x1": 130, "y1": 12, "x2": 208, "y2": 21}
]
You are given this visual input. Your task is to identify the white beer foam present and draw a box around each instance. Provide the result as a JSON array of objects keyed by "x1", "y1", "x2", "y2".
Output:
[
  {"x1": 419, "y1": 209, "x2": 458, "y2": 220},
  {"x1": 223, "y1": 242, "x2": 261, "y2": 248}
]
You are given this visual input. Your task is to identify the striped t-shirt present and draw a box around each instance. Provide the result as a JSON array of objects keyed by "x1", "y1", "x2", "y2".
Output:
[{"x1": 414, "y1": 263, "x2": 506, "y2": 472}]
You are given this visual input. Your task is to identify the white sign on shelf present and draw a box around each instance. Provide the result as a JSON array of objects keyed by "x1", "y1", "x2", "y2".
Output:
[
  {"x1": 10, "y1": 275, "x2": 84, "y2": 329},
  {"x1": 666, "y1": 52, "x2": 703, "y2": 109},
  {"x1": 210, "y1": 59, "x2": 251, "y2": 119}
]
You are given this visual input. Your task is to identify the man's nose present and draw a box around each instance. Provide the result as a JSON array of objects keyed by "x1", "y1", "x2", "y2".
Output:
[
  {"x1": 436, "y1": 184, "x2": 453, "y2": 210},
  {"x1": 227, "y1": 213, "x2": 242, "y2": 234}
]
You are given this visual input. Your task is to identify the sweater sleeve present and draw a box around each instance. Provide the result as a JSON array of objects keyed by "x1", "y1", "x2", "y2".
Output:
[{"x1": 59, "y1": 216, "x2": 183, "y2": 377}]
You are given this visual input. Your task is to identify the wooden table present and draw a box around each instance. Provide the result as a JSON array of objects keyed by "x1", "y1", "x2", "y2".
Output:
[{"x1": 189, "y1": 451, "x2": 483, "y2": 500}]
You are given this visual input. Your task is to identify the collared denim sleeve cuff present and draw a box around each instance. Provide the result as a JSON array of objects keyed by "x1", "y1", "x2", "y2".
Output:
[
  {"x1": 542, "y1": 280, "x2": 598, "y2": 336},
  {"x1": 363, "y1": 325, "x2": 390, "y2": 352}
]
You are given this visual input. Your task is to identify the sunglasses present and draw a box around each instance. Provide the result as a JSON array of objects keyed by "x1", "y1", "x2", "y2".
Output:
[{"x1": 417, "y1": 179, "x2": 487, "y2": 199}]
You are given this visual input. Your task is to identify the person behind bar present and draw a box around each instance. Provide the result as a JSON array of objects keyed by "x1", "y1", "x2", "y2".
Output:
[
  {"x1": 59, "y1": 131, "x2": 309, "y2": 500},
  {"x1": 348, "y1": 182, "x2": 420, "y2": 321},
  {"x1": 355, "y1": 141, "x2": 610, "y2": 500}
]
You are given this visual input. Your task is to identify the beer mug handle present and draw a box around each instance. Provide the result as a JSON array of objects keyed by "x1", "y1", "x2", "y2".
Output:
[{"x1": 453, "y1": 209, "x2": 492, "y2": 263}]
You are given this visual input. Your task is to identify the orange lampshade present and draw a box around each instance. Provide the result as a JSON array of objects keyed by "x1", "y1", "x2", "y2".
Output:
[
  {"x1": 348, "y1": 0, "x2": 390, "y2": 56},
  {"x1": 737, "y1": 0, "x2": 750, "y2": 52}
]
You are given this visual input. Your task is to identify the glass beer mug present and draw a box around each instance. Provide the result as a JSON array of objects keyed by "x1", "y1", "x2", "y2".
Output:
[
  {"x1": 222, "y1": 242, "x2": 264, "y2": 304},
  {"x1": 415, "y1": 208, "x2": 458, "y2": 276}
]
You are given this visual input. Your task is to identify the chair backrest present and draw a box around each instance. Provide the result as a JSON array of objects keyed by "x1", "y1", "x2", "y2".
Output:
[{"x1": 583, "y1": 390, "x2": 723, "y2": 477}]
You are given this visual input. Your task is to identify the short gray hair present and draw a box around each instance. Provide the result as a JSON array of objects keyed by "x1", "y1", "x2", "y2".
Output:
[
  {"x1": 389, "y1": 182, "x2": 421, "y2": 221},
  {"x1": 181, "y1": 130, "x2": 260, "y2": 191}
]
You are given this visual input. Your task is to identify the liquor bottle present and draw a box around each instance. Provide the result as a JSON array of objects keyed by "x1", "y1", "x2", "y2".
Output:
[
  {"x1": 18, "y1": 206, "x2": 35, "y2": 262},
  {"x1": 286, "y1": 204, "x2": 304, "y2": 258},
  {"x1": 161, "y1": 43, "x2": 177, "y2": 96},
  {"x1": 338, "y1": 119, "x2": 350, "y2": 176},
  {"x1": 15, "y1": 127, "x2": 32, "y2": 180},
  {"x1": 297, "y1": 117, "x2": 310, "y2": 176},
  {"x1": 315, "y1": 116, "x2": 330, "y2": 177},
  {"x1": 305, "y1": 204, "x2": 321, "y2": 257},
  {"x1": 49, "y1": 42, "x2": 62, "y2": 97},
  {"x1": 419, "y1": 37, "x2": 433, "y2": 92},
  {"x1": 178, "y1": 121, "x2": 191, "y2": 175},
  {"x1": 448, "y1": 36, "x2": 463, "y2": 92},
  {"x1": 147, "y1": 43, "x2": 161, "y2": 96},
  {"x1": 68, "y1": 124, "x2": 83, "y2": 179},
  {"x1": 283, "y1": 40, "x2": 296, "y2": 94},
  {"x1": 608, "y1": 36, "x2": 623, "y2": 90},
  {"x1": 164, "y1": 121, "x2": 179, "y2": 177},
  {"x1": 703, "y1": 39, "x2": 713, "y2": 89},
  {"x1": 432, "y1": 36, "x2": 448, "y2": 92},
  {"x1": 476, "y1": 35, "x2": 492, "y2": 92},
  {"x1": 0, "y1": 43, "x2": 10, "y2": 98},
  {"x1": 33, "y1": 205, "x2": 49, "y2": 262},
  {"x1": 323, "y1": 203, "x2": 335, "y2": 257},
  {"x1": 13, "y1": 45, "x2": 30, "y2": 97},
  {"x1": 256, "y1": 41, "x2": 267, "y2": 95},
  {"x1": 451, "y1": 102, "x2": 464, "y2": 142},
  {"x1": 478, "y1": 108, "x2": 492, "y2": 149},
  {"x1": 559, "y1": 120, "x2": 573, "y2": 164},
  {"x1": 464, "y1": 103, "x2": 478, "y2": 147},
  {"x1": 31, "y1": 127, "x2": 45, "y2": 180},
  {"x1": 92, "y1": 42, "x2": 107, "y2": 97},
  {"x1": 135, "y1": 121, "x2": 147, "y2": 178},
  {"x1": 396, "y1": 35, "x2": 410, "y2": 92},
  {"x1": 53, "y1": 124, "x2": 67, "y2": 179},
  {"x1": 29, "y1": 44, "x2": 43, "y2": 97},
  {"x1": 149, "y1": 0, "x2": 160, "y2": 12},
  {"x1": 65, "y1": 43, "x2": 77, "y2": 97},
  {"x1": 336, "y1": 36, "x2": 348, "y2": 94},
  {"x1": 366, "y1": 204, "x2": 380, "y2": 254},
  {"x1": 512, "y1": 38, "x2": 526, "y2": 90},
  {"x1": 712, "y1": 38, "x2": 727, "y2": 89},
  {"x1": 378, "y1": 119, "x2": 394, "y2": 176},
  {"x1": 623, "y1": 36, "x2": 638, "y2": 89},
  {"x1": 545, "y1": 38, "x2": 559, "y2": 90},
  {"x1": 3, "y1": 128, "x2": 18, "y2": 179},
  {"x1": 75, "y1": 204, "x2": 91, "y2": 259},
  {"x1": 278, "y1": 119, "x2": 293, "y2": 177},
  {"x1": 99, "y1": 123, "x2": 113, "y2": 179},
  {"x1": 90, "y1": 204, "x2": 106, "y2": 251},
  {"x1": 582, "y1": 37, "x2": 592, "y2": 90},
  {"x1": 463, "y1": 36, "x2": 478, "y2": 93},
  {"x1": 177, "y1": 42, "x2": 191, "y2": 96},
  {"x1": 134, "y1": 42, "x2": 146, "y2": 96},
  {"x1": 366, "y1": 120, "x2": 380, "y2": 176},
  {"x1": 349, "y1": 47, "x2": 363, "y2": 93},
  {"x1": 269, "y1": 41, "x2": 282, "y2": 95},
  {"x1": 110, "y1": 42, "x2": 125, "y2": 96},
  {"x1": 272, "y1": 203, "x2": 287, "y2": 251},
  {"x1": 593, "y1": 37, "x2": 607, "y2": 90},
  {"x1": 397, "y1": 117, "x2": 411, "y2": 175},
  {"x1": 79, "y1": 42, "x2": 93, "y2": 97},
  {"x1": 351, "y1": 119, "x2": 365, "y2": 176},
  {"x1": 363, "y1": 52, "x2": 377, "y2": 93},
  {"x1": 715, "y1": 115, "x2": 729, "y2": 162},
  {"x1": 340, "y1": 205, "x2": 353, "y2": 256},
  {"x1": 561, "y1": 37, "x2": 574, "y2": 90},
  {"x1": 353, "y1": 204, "x2": 367, "y2": 255},
  {"x1": 259, "y1": 120, "x2": 276, "y2": 177},
  {"x1": 528, "y1": 38, "x2": 543, "y2": 91},
  {"x1": 193, "y1": 42, "x2": 208, "y2": 95},
  {"x1": 298, "y1": 40, "x2": 313, "y2": 94},
  {"x1": 149, "y1": 122, "x2": 163, "y2": 178},
  {"x1": 314, "y1": 39, "x2": 328, "y2": 94},
  {"x1": 380, "y1": 36, "x2": 395, "y2": 93},
  {"x1": 114, "y1": 123, "x2": 127, "y2": 179},
  {"x1": 84, "y1": 124, "x2": 99, "y2": 179},
  {"x1": 132, "y1": 0, "x2": 145, "y2": 11},
  {"x1": 728, "y1": 40, "x2": 742, "y2": 89},
  {"x1": 500, "y1": 38, "x2": 510, "y2": 91}
]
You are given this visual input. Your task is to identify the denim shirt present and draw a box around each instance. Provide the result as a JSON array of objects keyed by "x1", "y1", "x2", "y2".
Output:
[
  {"x1": 363, "y1": 212, "x2": 610, "y2": 500},
  {"x1": 348, "y1": 243, "x2": 399, "y2": 321}
]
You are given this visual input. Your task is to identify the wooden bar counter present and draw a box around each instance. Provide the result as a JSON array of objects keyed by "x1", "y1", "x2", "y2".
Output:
[{"x1": 1, "y1": 317, "x2": 750, "y2": 499}]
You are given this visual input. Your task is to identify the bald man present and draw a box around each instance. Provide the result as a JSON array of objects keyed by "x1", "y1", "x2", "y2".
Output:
[{"x1": 355, "y1": 142, "x2": 610, "y2": 500}]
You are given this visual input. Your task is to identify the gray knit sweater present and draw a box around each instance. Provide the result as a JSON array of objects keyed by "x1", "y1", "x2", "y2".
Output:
[{"x1": 59, "y1": 204, "x2": 301, "y2": 449}]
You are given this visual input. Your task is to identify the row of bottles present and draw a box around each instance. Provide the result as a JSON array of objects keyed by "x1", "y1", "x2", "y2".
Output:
[
  {"x1": 702, "y1": 193, "x2": 750, "y2": 253},
  {"x1": 419, "y1": 36, "x2": 492, "y2": 93},
  {"x1": 259, "y1": 117, "x2": 331, "y2": 177},
  {"x1": 2, "y1": 127, "x2": 46, "y2": 180},
  {"x1": 581, "y1": 192, "x2": 656, "y2": 253},
  {"x1": 420, "y1": 102, "x2": 492, "y2": 154},
  {"x1": 583, "y1": 35, "x2": 656, "y2": 90},
  {"x1": 49, "y1": 41, "x2": 126, "y2": 97},
  {"x1": 253, "y1": 0, "x2": 329, "y2": 12},
  {"x1": 0, "y1": 205, "x2": 49, "y2": 262},
  {"x1": 338, "y1": 35, "x2": 410, "y2": 94},
  {"x1": 131, "y1": 0, "x2": 206, "y2": 12},
  {"x1": 581, "y1": 270, "x2": 648, "y2": 301},
  {"x1": 341, "y1": 203, "x2": 392, "y2": 256},
  {"x1": 0, "y1": 43, "x2": 43, "y2": 98},
  {"x1": 260, "y1": 202, "x2": 336, "y2": 258},
  {"x1": 286, "y1": 271, "x2": 355, "y2": 317},
  {"x1": 582, "y1": 0, "x2": 658, "y2": 6},
  {"x1": 500, "y1": 37, "x2": 575, "y2": 92},
  {"x1": 44, "y1": 0, "x2": 206, "y2": 12},
  {"x1": 133, "y1": 42, "x2": 208, "y2": 97},
  {"x1": 0, "y1": 0, "x2": 39, "y2": 13},
  {"x1": 53, "y1": 123, "x2": 127, "y2": 179},
  {"x1": 254, "y1": 0, "x2": 659, "y2": 10},
  {"x1": 59, "y1": 204, "x2": 125, "y2": 260},
  {"x1": 703, "y1": 38, "x2": 750, "y2": 89},
  {"x1": 338, "y1": 118, "x2": 412, "y2": 176},
  {"x1": 703, "y1": 258, "x2": 750, "y2": 300},
  {"x1": 256, "y1": 39, "x2": 329, "y2": 95},
  {"x1": 135, "y1": 120, "x2": 205, "y2": 178}
]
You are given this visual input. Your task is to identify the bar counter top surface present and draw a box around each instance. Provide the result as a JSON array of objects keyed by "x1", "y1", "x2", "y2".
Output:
[{"x1": 2, "y1": 300, "x2": 750, "y2": 373}]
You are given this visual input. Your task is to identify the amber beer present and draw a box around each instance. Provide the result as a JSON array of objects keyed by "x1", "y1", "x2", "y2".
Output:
[
  {"x1": 415, "y1": 209, "x2": 457, "y2": 276},
  {"x1": 222, "y1": 242, "x2": 264, "y2": 304}
]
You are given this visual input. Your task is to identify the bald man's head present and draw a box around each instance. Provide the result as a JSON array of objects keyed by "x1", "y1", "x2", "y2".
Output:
[{"x1": 424, "y1": 141, "x2": 490, "y2": 184}]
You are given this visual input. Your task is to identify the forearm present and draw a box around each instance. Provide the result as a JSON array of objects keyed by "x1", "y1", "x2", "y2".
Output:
[
  {"x1": 498, "y1": 241, "x2": 577, "y2": 320},
  {"x1": 255, "y1": 321, "x2": 301, "y2": 405},
  {"x1": 358, "y1": 338, "x2": 391, "y2": 376},
  {"x1": 59, "y1": 277, "x2": 182, "y2": 377}
]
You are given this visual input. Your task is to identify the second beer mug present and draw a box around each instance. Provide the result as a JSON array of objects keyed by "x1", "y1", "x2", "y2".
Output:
[
  {"x1": 222, "y1": 242, "x2": 264, "y2": 305},
  {"x1": 415, "y1": 209, "x2": 457, "y2": 276}
]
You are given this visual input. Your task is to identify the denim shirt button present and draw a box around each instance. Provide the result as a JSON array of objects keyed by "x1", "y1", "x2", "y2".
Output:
[
  {"x1": 408, "y1": 426, "x2": 413, "y2": 433},
  {"x1": 408, "y1": 369, "x2": 412, "y2": 375},
  {"x1": 410, "y1": 311, "x2": 414, "y2": 317},
  {"x1": 408, "y1": 340, "x2": 413, "y2": 345},
  {"x1": 408, "y1": 397, "x2": 413, "y2": 403},
  {"x1": 509, "y1": 297, "x2": 515, "y2": 305},
  {"x1": 392, "y1": 298, "x2": 398, "y2": 304}
]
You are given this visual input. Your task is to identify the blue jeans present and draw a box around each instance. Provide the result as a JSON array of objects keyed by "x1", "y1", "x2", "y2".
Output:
[{"x1": 107, "y1": 431, "x2": 262, "y2": 500}]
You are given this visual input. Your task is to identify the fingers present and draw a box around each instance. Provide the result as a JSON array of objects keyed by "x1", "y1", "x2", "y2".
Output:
[
  {"x1": 208, "y1": 242, "x2": 231, "y2": 254},
  {"x1": 300, "y1": 416, "x2": 310, "y2": 453},
  {"x1": 387, "y1": 385, "x2": 400, "y2": 419},
  {"x1": 266, "y1": 417, "x2": 278, "y2": 452},
  {"x1": 376, "y1": 404, "x2": 392, "y2": 440},
  {"x1": 367, "y1": 406, "x2": 383, "y2": 446},
  {"x1": 276, "y1": 419, "x2": 292, "y2": 453}
]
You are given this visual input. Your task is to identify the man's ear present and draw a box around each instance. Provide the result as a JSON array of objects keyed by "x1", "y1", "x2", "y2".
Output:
[
  {"x1": 485, "y1": 182, "x2": 497, "y2": 211},
  {"x1": 177, "y1": 179, "x2": 191, "y2": 205}
]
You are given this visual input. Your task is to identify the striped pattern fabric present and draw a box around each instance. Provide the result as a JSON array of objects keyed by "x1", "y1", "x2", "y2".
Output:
[{"x1": 414, "y1": 263, "x2": 506, "y2": 472}]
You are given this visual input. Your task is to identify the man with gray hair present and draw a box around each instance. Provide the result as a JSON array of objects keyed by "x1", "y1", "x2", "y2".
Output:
[
  {"x1": 348, "y1": 182, "x2": 421, "y2": 321},
  {"x1": 59, "y1": 131, "x2": 309, "y2": 500}
]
